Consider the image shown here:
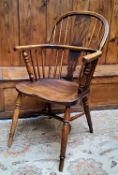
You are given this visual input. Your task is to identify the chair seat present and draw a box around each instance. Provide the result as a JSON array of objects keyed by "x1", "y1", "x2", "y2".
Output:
[{"x1": 16, "y1": 79, "x2": 79, "y2": 104}]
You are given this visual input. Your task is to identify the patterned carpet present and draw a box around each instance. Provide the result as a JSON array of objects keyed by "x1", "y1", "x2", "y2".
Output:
[{"x1": 0, "y1": 109, "x2": 118, "y2": 175}]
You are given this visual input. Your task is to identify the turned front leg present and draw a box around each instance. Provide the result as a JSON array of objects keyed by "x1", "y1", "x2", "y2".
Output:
[
  {"x1": 8, "y1": 93, "x2": 22, "y2": 147},
  {"x1": 59, "y1": 107, "x2": 70, "y2": 172}
]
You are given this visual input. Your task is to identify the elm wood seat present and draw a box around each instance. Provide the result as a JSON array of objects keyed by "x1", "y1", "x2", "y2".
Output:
[
  {"x1": 16, "y1": 79, "x2": 79, "y2": 104},
  {"x1": 8, "y1": 11, "x2": 109, "y2": 172}
]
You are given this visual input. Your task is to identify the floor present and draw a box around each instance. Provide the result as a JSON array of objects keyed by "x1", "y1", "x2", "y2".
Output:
[{"x1": 0, "y1": 109, "x2": 118, "y2": 175}]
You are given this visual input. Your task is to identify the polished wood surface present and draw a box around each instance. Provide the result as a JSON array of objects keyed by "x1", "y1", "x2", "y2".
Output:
[
  {"x1": 16, "y1": 79, "x2": 79, "y2": 104},
  {"x1": 8, "y1": 11, "x2": 109, "y2": 171}
]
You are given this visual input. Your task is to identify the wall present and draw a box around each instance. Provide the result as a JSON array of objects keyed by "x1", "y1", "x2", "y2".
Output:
[{"x1": 0, "y1": 0, "x2": 118, "y2": 66}]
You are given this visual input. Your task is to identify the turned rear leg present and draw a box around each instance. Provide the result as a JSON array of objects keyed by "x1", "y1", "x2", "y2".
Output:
[{"x1": 82, "y1": 96, "x2": 93, "y2": 133}]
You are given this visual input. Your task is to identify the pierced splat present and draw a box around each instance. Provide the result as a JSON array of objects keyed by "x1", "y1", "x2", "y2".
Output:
[
  {"x1": 78, "y1": 57, "x2": 98, "y2": 94},
  {"x1": 66, "y1": 49, "x2": 81, "y2": 81}
]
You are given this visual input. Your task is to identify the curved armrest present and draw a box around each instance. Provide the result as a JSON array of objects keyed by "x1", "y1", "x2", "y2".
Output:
[
  {"x1": 83, "y1": 50, "x2": 102, "y2": 63},
  {"x1": 14, "y1": 44, "x2": 96, "y2": 53}
]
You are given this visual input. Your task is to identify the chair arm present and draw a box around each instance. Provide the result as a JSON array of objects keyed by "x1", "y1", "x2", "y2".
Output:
[
  {"x1": 14, "y1": 44, "x2": 96, "y2": 53},
  {"x1": 83, "y1": 50, "x2": 102, "y2": 63}
]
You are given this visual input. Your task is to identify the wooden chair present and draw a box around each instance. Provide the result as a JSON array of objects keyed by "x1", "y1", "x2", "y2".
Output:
[{"x1": 8, "y1": 11, "x2": 109, "y2": 171}]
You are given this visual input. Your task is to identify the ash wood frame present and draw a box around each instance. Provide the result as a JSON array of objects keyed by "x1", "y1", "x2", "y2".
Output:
[{"x1": 8, "y1": 11, "x2": 109, "y2": 172}]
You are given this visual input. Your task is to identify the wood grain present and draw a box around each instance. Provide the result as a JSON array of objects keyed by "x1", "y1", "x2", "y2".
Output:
[
  {"x1": 19, "y1": 0, "x2": 46, "y2": 65},
  {"x1": 72, "y1": 0, "x2": 89, "y2": 11},
  {"x1": 46, "y1": 0, "x2": 73, "y2": 67},
  {"x1": 1, "y1": 64, "x2": 118, "y2": 81},
  {"x1": 89, "y1": 0, "x2": 114, "y2": 64},
  {"x1": 0, "y1": 0, "x2": 117, "y2": 66},
  {"x1": 90, "y1": 83, "x2": 118, "y2": 106},
  {"x1": 47, "y1": 0, "x2": 73, "y2": 41},
  {"x1": 16, "y1": 79, "x2": 79, "y2": 104},
  {"x1": 0, "y1": 0, "x2": 18, "y2": 66},
  {"x1": 106, "y1": 0, "x2": 118, "y2": 64}
]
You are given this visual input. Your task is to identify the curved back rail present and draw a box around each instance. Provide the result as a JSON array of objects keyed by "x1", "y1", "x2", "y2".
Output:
[
  {"x1": 49, "y1": 11, "x2": 109, "y2": 50},
  {"x1": 15, "y1": 11, "x2": 109, "y2": 91}
]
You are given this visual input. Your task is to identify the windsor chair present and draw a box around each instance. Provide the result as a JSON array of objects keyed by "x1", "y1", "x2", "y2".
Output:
[{"x1": 8, "y1": 11, "x2": 109, "y2": 171}]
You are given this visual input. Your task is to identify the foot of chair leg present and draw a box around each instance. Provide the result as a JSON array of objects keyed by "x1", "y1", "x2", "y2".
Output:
[
  {"x1": 8, "y1": 134, "x2": 13, "y2": 148},
  {"x1": 8, "y1": 93, "x2": 22, "y2": 147},
  {"x1": 82, "y1": 97, "x2": 93, "y2": 133},
  {"x1": 59, "y1": 156, "x2": 65, "y2": 172}
]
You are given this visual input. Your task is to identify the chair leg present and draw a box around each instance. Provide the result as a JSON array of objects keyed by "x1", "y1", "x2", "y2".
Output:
[
  {"x1": 82, "y1": 96, "x2": 93, "y2": 133},
  {"x1": 59, "y1": 106, "x2": 70, "y2": 172},
  {"x1": 8, "y1": 93, "x2": 22, "y2": 147}
]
